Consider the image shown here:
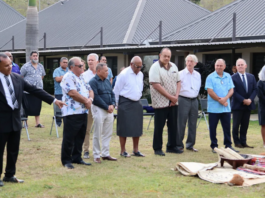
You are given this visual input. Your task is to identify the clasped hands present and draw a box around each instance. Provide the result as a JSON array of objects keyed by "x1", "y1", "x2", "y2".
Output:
[
  {"x1": 169, "y1": 95, "x2": 178, "y2": 107},
  {"x1": 218, "y1": 97, "x2": 228, "y2": 107},
  {"x1": 243, "y1": 99, "x2": 252, "y2": 106}
]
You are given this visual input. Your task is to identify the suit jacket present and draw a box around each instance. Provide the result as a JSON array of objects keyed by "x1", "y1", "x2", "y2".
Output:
[
  {"x1": 0, "y1": 73, "x2": 54, "y2": 133},
  {"x1": 231, "y1": 72, "x2": 257, "y2": 111}
]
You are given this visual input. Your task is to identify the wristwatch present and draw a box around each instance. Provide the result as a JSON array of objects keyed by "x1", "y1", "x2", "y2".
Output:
[{"x1": 89, "y1": 97, "x2": 93, "y2": 102}]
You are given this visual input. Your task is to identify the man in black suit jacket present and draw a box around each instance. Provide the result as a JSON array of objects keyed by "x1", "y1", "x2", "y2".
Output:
[
  {"x1": 0, "y1": 53, "x2": 65, "y2": 187},
  {"x1": 231, "y1": 58, "x2": 257, "y2": 149}
]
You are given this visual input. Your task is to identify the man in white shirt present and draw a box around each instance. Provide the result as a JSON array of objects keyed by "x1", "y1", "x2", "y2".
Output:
[
  {"x1": 81, "y1": 53, "x2": 98, "y2": 159},
  {"x1": 177, "y1": 54, "x2": 201, "y2": 152},
  {"x1": 113, "y1": 56, "x2": 145, "y2": 158}
]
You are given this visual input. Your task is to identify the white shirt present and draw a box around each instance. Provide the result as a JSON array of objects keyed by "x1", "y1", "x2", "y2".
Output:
[
  {"x1": 82, "y1": 69, "x2": 96, "y2": 84},
  {"x1": 179, "y1": 68, "x2": 201, "y2": 98},
  {"x1": 238, "y1": 72, "x2": 248, "y2": 92},
  {"x1": 113, "y1": 66, "x2": 143, "y2": 104},
  {"x1": 0, "y1": 72, "x2": 16, "y2": 109}
]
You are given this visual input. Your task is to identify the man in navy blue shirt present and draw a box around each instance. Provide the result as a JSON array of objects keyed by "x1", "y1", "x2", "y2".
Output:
[
  {"x1": 89, "y1": 63, "x2": 117, "y2": 163},
  {"x1": 4, "y1": 52, "x2": 20, "y2": 74}
]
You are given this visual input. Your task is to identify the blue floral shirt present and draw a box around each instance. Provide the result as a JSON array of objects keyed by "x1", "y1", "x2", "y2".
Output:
[{"x1": 60, "y1": 71, "x2": 92, "y2": 116}]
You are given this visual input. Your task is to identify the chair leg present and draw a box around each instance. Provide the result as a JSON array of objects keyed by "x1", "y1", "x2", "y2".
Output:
[
  {"x1": 24, "y1": 121, "x2": 30, "y2": 141},
  {"x1": 147, "y1": 115, "x2": 154, "y2": 130},
  {"x1": 55, "y1": 120, "x2": 59, "y2": 138},
  {"x1": 203, "y1": 113, "x2": 209, "y2": 130},
  {"x1": 197, "y1": 114, "x2": 202, "y2": 128},
  {"x1": 50, "y1": 116, "x2": 54, "y2": 135}
]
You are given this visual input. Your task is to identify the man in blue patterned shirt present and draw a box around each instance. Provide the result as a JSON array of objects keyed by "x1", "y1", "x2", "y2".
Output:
[
  {"x1": 60, "y1": 57, "x2": 94, "y2": 169},
  {"x1": 205, "y1": 59, "x2": 238, "y2": 153}
]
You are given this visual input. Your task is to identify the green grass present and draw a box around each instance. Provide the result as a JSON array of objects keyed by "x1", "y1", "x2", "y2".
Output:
[{"x1": 0, "y1": 102, "x2": 265, "y2": 198}]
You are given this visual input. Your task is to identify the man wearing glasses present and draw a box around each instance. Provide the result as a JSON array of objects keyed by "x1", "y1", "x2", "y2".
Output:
[
  {"x1": 149, "y1": 48, "x2": 182, "y2": 156},
  {"x1": 4, "y1": 52, "x2": 20, "y2": 74},
  {"x1": 113, "y1": 56, "x2": 145, "y2": 158},
  {"x1": 53, "y1": 57, "x2": 69, "y2": 126},
  {"x1": 60, "y1": 57, "x2": 94, "y2": 169},
  {"x1": 99, "y1": 56, "x2": 113, "y2": 84}
]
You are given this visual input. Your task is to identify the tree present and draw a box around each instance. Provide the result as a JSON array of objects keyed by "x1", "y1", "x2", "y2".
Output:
[{"x1": 25, "y1": 0, "x2": 39, "y2": 62}]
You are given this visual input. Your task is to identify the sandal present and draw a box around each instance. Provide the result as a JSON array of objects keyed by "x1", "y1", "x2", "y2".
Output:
[
  {"x1": 120, "y1": 151, "x2": 131, "y2": 158},
  {"x1": 35, "y1": 124, "x2": 44, "y2": 128},
  {"x1": 132, "y1": 151, "x2": 145, "y2": 157}
]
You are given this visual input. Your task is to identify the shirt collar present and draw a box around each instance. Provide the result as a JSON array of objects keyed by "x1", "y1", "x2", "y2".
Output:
[
  {"x1": 159, "y1": 60, "x2": 172, "y2": 70},
  {"x1": 213, "y1": 71, "x2": 227, "y2": 79},
  {"x1": 60, "y1": 66, "x2": 68, "y2": 72},
  {"x1": 238, "y1": 72, "x2": 246, "y2": 76},
  {"x1": 184, "y1": 67, "x2": 194, "y2": 74},
  {"x1": 95, "y1": 74, "x2": 106, "y2": 81},
  {"x1": 0, "y1": 72, "x2": 5, "y2": 77}
]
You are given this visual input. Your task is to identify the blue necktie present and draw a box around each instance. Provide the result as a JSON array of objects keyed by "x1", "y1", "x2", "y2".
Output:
[{"x1": 242, "y1": 74, "x2": 247, "y2": 92}]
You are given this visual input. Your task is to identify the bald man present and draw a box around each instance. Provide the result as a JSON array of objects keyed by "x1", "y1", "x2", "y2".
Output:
[{"x1": 113, "y1": 56, "x2": 145, "y2": 158}]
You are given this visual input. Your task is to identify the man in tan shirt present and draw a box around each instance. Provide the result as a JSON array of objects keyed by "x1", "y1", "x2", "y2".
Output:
[{"x1": 149, "y1": 48, "x2": 182, "y2": 156}]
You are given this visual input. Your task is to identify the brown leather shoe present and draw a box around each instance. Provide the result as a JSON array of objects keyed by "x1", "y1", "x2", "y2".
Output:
[
  {"x1": 235, "y1": 144, "x2": 244, "y2": 148},
  {"x1": 186, "y1": 147, "x2": 198, "y2": 152},
  {"x1": 242, "y1": 144, "x2": 254, "y2": 148},
  {"x1": 94, "y1": 158, "x2": 101, "y2": 163},
  {"x1": 102, "y1": 156, "x2": 117, "y2": 161}
]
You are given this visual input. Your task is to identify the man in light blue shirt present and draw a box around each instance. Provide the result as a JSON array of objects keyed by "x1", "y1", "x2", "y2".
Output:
[
  {"x1": 205, "y1": 59, "x2": 237, "y2": 153},
  {"x1": 53, "y1": 57, "x2": 68, "y2": 126}
]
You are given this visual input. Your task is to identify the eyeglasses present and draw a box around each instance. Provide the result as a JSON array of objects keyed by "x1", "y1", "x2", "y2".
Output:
[
  {"x1": 133, "y1": 64, "x2": 143, "y2": 69},
  {"x1": 75, "y1": 64, "x2": 83, "y2": 68},
  {"x1": 63, "y1": 62, "x2": 68, "y2": 64}
]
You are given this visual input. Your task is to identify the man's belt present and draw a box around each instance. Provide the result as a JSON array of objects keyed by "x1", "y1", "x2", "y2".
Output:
[{"x1": 179, "y1": 95, "x2": 197, "y2": 100}]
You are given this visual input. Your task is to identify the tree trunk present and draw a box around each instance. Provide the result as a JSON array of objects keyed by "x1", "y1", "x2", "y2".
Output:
[{"x1": 26, "y1": 0, "x2": 39, "y2": 62}]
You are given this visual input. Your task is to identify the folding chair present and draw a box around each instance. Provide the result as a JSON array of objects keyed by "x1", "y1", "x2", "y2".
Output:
[
  {"x1": 50, "y1": 103, "x2": 62, "y2": 138},
  {"x1": 139, "y1": 99, "x2": 154, "y2": 130},
  {"x1": 197, "y1": 99, "x2": 209, "y2": 130},
  {"x1": 21, "y1": 107, "x2": 30, "y2": 141}
]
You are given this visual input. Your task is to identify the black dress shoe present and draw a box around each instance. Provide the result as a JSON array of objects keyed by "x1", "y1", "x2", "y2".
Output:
[
  {"x1": 186, "y1": 147, "x2": 198, "y2": 152},
  {"x1": 235, "y1": 144, "x2": 244, "y2": 148},
  {"x1": 166, "y1": 148, "x2": 183, "y2": 154},
  {"x1": 212, "y1": 149, "x2": 217, "y2": 153},
  {"x1": 242, "y1": 144, "x2": 254, "y2": 148},
  {"x1": 0, "y1": 179, "x2": 3, "y2": 187},
  {"x1": 64, "y1": 163, "x2": 74, "y2": 169},
  {"x1": 73, "y1": 160, "x2": 91, "y2": 166},
  {"x1": 226, "y1": 146, "x2": 239, "y2": 153},
  {"x1": 3, "y1": 176, "x2": 24, "y2": 183},
  {"x1": 154, "y1": 150, "x2": 165, "y2": 156}
]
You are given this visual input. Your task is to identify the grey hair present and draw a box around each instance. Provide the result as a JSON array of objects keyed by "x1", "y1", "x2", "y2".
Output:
[
  {"x1": 0, "y1": 53, "x2": 8, "y2": 62},
  {"x1": 215, "y1": 58, "x2": 226, "y2": 65},
  {"x1": 258, "y1": 66, "x2": 265, "y2": 81},
  {"x1": 96, "y1": 63, "x2": 107, "y2": 71},
  {"x1": 236, "y1": 58, "x2": 247, "y2": 65},
  {"x1": 130, "y1": 56, "x2": 142, "y2": 64},
  {"x1": 68, "y1": 57, "x2": 81, "y2": 69},
  {"x1": 60, "y1": 57, "x2": 68, "y2": 62},
  {"x1": 87, "y1": 53, "x2": 99, "y2": 61},
  {"x1": 185, "y1": 54, "x2": 198, "y2": 63}
]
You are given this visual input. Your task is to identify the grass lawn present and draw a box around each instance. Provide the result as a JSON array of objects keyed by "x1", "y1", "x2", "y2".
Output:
[{"x1": 0, "y1": 102, "x2": 265, "y2": 198}]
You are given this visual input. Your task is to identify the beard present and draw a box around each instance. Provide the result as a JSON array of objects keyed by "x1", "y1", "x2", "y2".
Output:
[{"x1": 32, "y1": 59, "x2": 39, "y2": 64}]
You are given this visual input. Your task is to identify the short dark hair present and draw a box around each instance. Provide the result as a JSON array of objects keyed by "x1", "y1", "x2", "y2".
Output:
[
  {"x1": 96, "y1": 63, "x2": 107, "y2": 71},
  {"x1": 30, "y1": 51, "x2": 39, "y2": 56},
  {"x1": 0, "y1": 53, "x2": 8, "y2": 62},
  {"x1": 160, "y1": 47, "x2": 171, "y2": 54},
  {"x1": 100, "y1": 56, "x2": 106, "y2": 60}
]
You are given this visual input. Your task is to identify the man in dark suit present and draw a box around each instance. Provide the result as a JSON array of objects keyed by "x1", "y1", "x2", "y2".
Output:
[
  {"x1": 232, "y1": 58, "x2": 257, "y2": 148},
  {"x1": 0, "y1": 53, "x2": 65, "y2": 187}
]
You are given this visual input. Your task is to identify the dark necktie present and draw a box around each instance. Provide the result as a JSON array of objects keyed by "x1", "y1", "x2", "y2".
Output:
[
  {"x1": 242, "y1": 74, "x2": 247, "y2": 92},
  {"x1": 4, "y1": 75, "x2": 18, "y2": 109}
]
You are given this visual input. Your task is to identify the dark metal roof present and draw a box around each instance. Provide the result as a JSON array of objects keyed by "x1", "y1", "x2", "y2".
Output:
[
  {"x1": 0, "y1": 0, "x2": 209, "y2": 51},
  {"x1": 0, "y1": 0, "x2": 24, "y2": 32},
  {"x1": 160, "y1": 0, "x2": 265, "y2": 42},
  {"x1": 130, "y1": 0, "x2": 210, "y2": 44}
]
